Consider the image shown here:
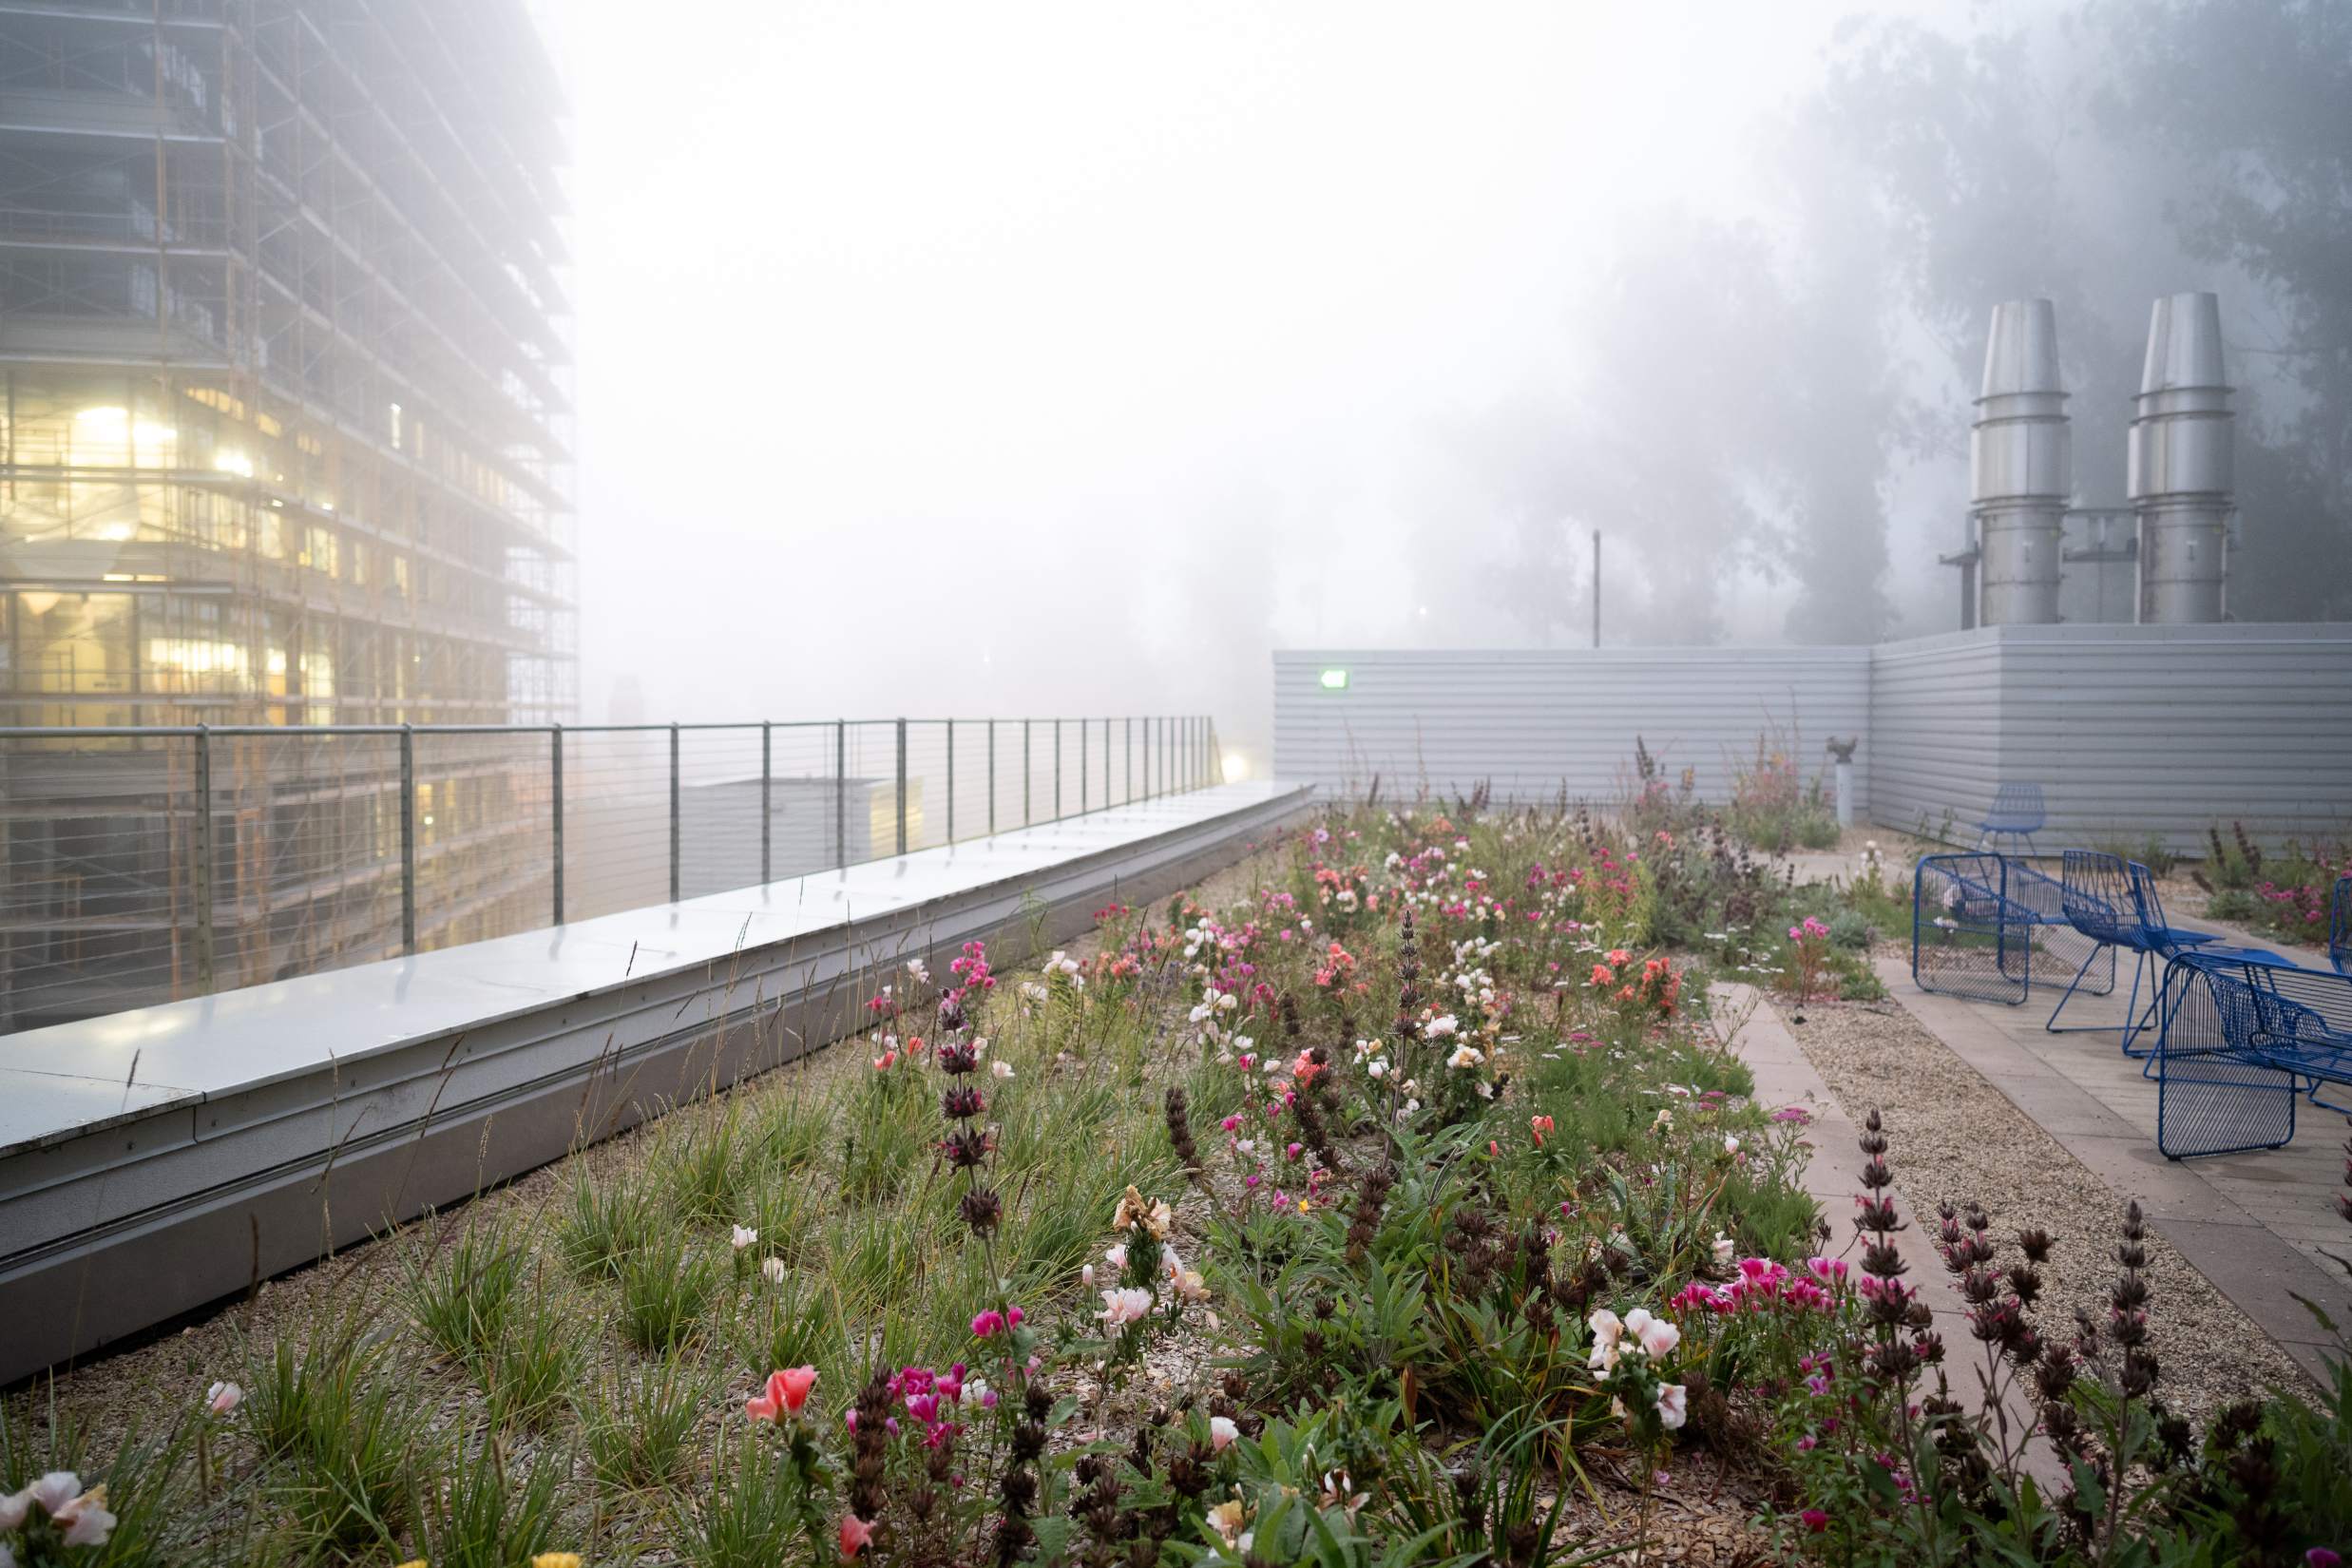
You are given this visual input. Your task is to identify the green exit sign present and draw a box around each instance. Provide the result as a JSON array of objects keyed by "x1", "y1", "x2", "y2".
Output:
[{"x1": 1318, "y1": 668, "x2": 1349, "y2": 690}]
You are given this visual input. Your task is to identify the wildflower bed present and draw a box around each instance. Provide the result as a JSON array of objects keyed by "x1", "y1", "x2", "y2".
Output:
[{"x1": 6, "y1": 805, "x2": 2350, "y2": 1568}]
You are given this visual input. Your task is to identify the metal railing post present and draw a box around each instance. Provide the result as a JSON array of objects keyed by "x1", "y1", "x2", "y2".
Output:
[
  {"x1": 668, "y1": 721, "x2": 681, "y2": 904},
  {"x1": 894, "y1": 717, "x2": 908, "y2": 854},
  {"x1": 1080, "y1": 717, "x2": 1088, "y2": 813},
  {"x1": 946, "y1": 719, "x2": 955, "y2": 844},
  {"x1": 835, "y1": 719, "x2": 849, "y2": 869},
  {"x1": 550, "y1": 722, "x2": 565, "y2": 926},
  {"x1": 986, "y1": 719, "x2": 997, "y2": 835},
  {"x1": 1023, "y1": 719, "x2": 1033, "y2": 825},
  {"x1": 399, "y1": 723, "x2": 417, "y2": 954},
  {"x1": 1054, "y1": 719, "x2": 1062, "y2": 819},
  {"x1": 1141, "y1": 715, "x2": 1150, "y2": 801},
  {"x1": 760, "y1": 720, "x2": 773, "y2": 884},
  {"x1": 1103, "y1": 717, "x2": 1110, "y2": 807},
  {"x1": 193, "y1": 724, "x2": 215, "y2": 993}
]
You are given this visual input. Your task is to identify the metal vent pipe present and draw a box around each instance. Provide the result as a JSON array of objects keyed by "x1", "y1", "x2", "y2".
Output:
[
  {"x1": 1971, "y1": 298, "x2": 2071, "y2": 625},
  {"x1": 2129, "y1": 291, "x2": 2232, "y2": 623}
]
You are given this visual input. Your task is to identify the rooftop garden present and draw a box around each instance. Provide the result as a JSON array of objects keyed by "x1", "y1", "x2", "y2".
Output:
[{"x1": 5, "y1": 799, "x2": 2348, "y2": 1568}]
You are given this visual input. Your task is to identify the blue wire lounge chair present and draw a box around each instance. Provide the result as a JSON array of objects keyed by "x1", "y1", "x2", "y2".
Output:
[
  {"x1": 2331, "y1": 875, "x2": 2351, "y2": 978},
  {"x1": 1912, "y1": 853, "x2": 2033, "y2": 1004},
  {"x1": 1973, "y1": 783, "x2": 2046, "y2": 857},
  {"x1": 2153, "y1": 951, "x2": 2352, "y2": 1157}
]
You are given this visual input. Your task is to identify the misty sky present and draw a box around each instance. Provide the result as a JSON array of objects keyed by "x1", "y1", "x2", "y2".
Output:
[{"x1": 544, "y1": 0, "x2": 1976, "y2": 761}]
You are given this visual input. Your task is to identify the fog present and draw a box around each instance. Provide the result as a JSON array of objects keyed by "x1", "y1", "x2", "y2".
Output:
[{"x1": 544, "y1": 0, "x2": 2351, "y2": 767}]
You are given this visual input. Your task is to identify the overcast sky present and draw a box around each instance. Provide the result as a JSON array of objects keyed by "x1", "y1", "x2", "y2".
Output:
[{"x1": 541, "y1": 0, "x2": 1966, "y2": 760}]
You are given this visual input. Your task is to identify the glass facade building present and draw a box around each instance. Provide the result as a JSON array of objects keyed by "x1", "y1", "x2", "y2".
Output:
[
  {"x1": 0, "y1": 0, "x2": 574, "y2": 728},
  {"x1": 0, "y1": 0, "x2": 572, "y2": 1027}
]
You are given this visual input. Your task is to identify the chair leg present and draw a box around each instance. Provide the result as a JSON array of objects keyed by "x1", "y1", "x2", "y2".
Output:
[
  {"x1": 2119, "y1": 949, "x2": 2165, "y2": 1058},
  {"x1": 2046, "y1": 942, "x2": 2118, "y2": 1034}
]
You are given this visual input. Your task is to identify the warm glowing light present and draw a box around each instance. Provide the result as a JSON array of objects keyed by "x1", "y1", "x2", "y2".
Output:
[
  {"x1": 75, "y1": 406, "x2": 128, "y2": 426},
  {"x1": 1220, "y1": 753, "x2": 1250, "y2": 784},
  {"x1": 213, "y1": 450, "x2": 255, "y2": 478},
  {"x1": 20, "y1": 590, "x2": 62, "y2": 617},
  {"x1": 1318, "y1": 668, "x2": 1349, "y2": 690}
]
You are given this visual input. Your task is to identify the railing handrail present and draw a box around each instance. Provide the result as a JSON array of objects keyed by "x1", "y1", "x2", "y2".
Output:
[{"x1": 0, "y1": 717, "x2": 1162, "y2": 739}]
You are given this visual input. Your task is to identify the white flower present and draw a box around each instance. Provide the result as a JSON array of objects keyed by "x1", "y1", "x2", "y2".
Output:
[
  {"x1": 1655, "y1": 1384, "x2": 1689, "y2": 1430},
  {"x1": 906, "y1": 958, "x2": 930, "y2": 985},
  {"x1": 1210, "y1": 1414, "x2": 1239, "y2": 1451},
  {"x1": 1586, "y1": 1308, "x2": 1624, "y2": 1370},
  {"x1": 991, "y1": 1059, "x2": 1016, "y2": 1080},
  {"x1": 1633, "y1": 1310, "x2": 1681, "y2": 1360},
  {"x1": 762, "y1": 1255, "x2": 789, "y2": 1285},
  {"x1": 1082, "y1": 1263, "x2": 1096, "y2": 1288},
  {"x1": 1445, "y1": 1044, "x2": 1484, "y2": 1070},
  {"x1": 207, "y1": 1379, "x2": 242, "y2": 1416},
  {"x1": 1723, "y1": 1135, "x2": 1741, "y2": 1157},
  {"x1": 731, "y1": 1224, "x2": 758, "y2": 1251},
  {"x1": 1097, "y1": 1287, "x2": 1154, "y2": 1328},
  {"x1": 1424, "y1": 1014, "x2": 1461, "y2": 1040},
  {"x1": 1711, "y1": 1233, "x2": 1735, "y2": 1267},
  {"x1": 1367, "y1": 1061, "x2": 1386, "y2": 1079},
  {"x1": 1105, "y1": 1243, "x2": 1129, "y2": 1271},
  {"x1": 1652, "y1": 1108, "x2": 1673, "y2": 1132}
]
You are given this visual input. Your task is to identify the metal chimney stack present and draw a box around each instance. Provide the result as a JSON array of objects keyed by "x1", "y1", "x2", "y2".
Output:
[
  {"x1": 2129, "y1": 292, "x2": 2232, "y2": 623},
  {"x1": 1971, "y1": 299, "x2": 2071, "y2": 625}
]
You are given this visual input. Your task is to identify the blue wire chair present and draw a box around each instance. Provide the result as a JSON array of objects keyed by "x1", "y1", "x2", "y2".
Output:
[
  {"x1": 2331, "y1": 875, "x2": 2351, "y2": 978},
  {"x1": 2154, "y1": 950, "x2": 2352, "y2": 1157},
  {"x1": 2120, "y1": 860, "x2": 2284, "y2": 1059},
  {"x1": 1973, "y1": 783, "x2": 2046, "y2": 856},
  {"x1": 1912, "y1": 853, "x2": 2032, "y2": 1004},
  {"x1": 2048, "y1": 851, "x2": 2154, "y2": 1045}
]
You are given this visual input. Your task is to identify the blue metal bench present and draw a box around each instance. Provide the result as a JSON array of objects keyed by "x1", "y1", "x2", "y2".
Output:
[
  {"x1": 1912, "y1": 852, "x2": 2033, "y2": 1004},
  {"x1": 2153, "y1": 952, "x2": 2352, "y2": 1158},
  {"x1": 1973, "y1": 782, "x2": 2046, "y2": 856},
  {"x1": 2331, "y1": 874, "x2": 2351, "y2": 977}
]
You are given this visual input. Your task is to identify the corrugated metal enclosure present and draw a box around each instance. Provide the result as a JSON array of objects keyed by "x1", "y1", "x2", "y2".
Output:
[
  {"x1": 1272, "y1": 648, "x2": 1871, "y2": 810},
  {"x1": 1274, "y1": 625, "x2": 2352, "y2": 849}
]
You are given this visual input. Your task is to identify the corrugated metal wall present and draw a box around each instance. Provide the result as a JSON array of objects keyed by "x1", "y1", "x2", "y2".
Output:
[
  {"x1": 1866, "y1": 630, "x2": 2004, "y2": 840},
  {"x1": 1271, "y1": 649, "x2": 1871, "y2": 810},
  {"x1": 1274, "y1": 626, "x2": 2352, "y2": 850}
]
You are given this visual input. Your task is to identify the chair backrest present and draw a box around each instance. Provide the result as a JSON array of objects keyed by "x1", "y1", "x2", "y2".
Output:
[
  {"x1": 2059, "y1": 850, "x2": 2136, "y2": 947},
  {"x1": 2331, "y1": 875, "x2": 2351, "y2": 978},
  {"x1": 2124, "y1": 860, "x2": 2173, "y2": 944},
  {"x1": 1989, "y1": 782, "x2": 2047, "y2": 830}
]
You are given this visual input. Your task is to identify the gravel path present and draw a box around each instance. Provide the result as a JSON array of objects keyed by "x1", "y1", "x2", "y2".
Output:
[{"x1": 1784, "y1": 996, "x2": 2315, "y2": 1427}]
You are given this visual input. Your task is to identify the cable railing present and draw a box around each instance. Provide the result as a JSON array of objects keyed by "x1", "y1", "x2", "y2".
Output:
[{"x1": 0, "y1": 714, "x2": 1223, "y2": 1034}]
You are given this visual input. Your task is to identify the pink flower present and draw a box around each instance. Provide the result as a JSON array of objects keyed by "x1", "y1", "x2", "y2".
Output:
[
  {"x1": 1654, "y1": 1384, "x2": 1688, "y2": 1429},
  {"x1": 1800, "y1": 1508, "x2": 1830, "y2": 1534},
  {"x1": 206, "y1": 1379, "x2": 242, "y2": 1416},
  {"x1": 1530, "y1": 1114, "x2": 1555, "y2": 1147},
  {"x1": 1098, "y1": 1287, "x2": 1154, "y2": 1328},
  {"x1": 746, "y1": 1366, "x2": 818, "y2": 1421},
  {"x1": 970, "y1": 1310, "x2": 1004, "y2": 1338},
  {"x1": 840, "y1": 1513, "x2": 875, "y2": 1559},
  {"x1": 1210, "y1": 1415, "x2": 1238, "y2": 1451}
]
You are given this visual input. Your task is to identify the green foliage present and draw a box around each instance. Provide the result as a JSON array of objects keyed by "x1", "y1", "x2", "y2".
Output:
[
  {"x1": 558, "y1": 1162, "x2": 662, "y2": 1280},
  {"x1": 617, "y1": 1234, "x2": 720, "y2": 1353},
  {"x1": 403, "y1": 1213, "x2": 527, "y2": 1363},
  {"x1": 577, "y1": 1353, "x2": 707, "y2": 1494},
  {"x1": 410, "y1": 1437, "x2": 564, "y2": 1568}
]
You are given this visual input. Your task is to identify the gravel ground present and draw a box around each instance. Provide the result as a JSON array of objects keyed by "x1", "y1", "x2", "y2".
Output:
[{"x1": 1783, "y1": 996, "x2": 2316, "y2": 1427}]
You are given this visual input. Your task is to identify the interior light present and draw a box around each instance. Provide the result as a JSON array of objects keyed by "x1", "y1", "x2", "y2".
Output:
[
  {"x1": 1318, "y1": 668, "x2": 1349, "y2": 690},
  {"x1": 74, "y1": 406, "x2": 127, "y2": 426},
  {"x1": 1221, "y1": 754, "x2": 1250, "y2": 783},
  {"x1": 20, "y1": 590, "x2": 62, "y2": 617},
  {"x1": 97, "y1": 522, "x2": 136, "y2": 542},
  {"x1": 213, "y1": 450, "x2": 254, "y2": 478}
]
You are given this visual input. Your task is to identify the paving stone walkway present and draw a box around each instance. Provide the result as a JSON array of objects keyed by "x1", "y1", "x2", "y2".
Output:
[
  {"x1": 1720, "y1": 983, "x2": 2064, "y2": 1483},
  {"x1": 1866, "y1": 952, "x2": 2352, "y2": 1387}
]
